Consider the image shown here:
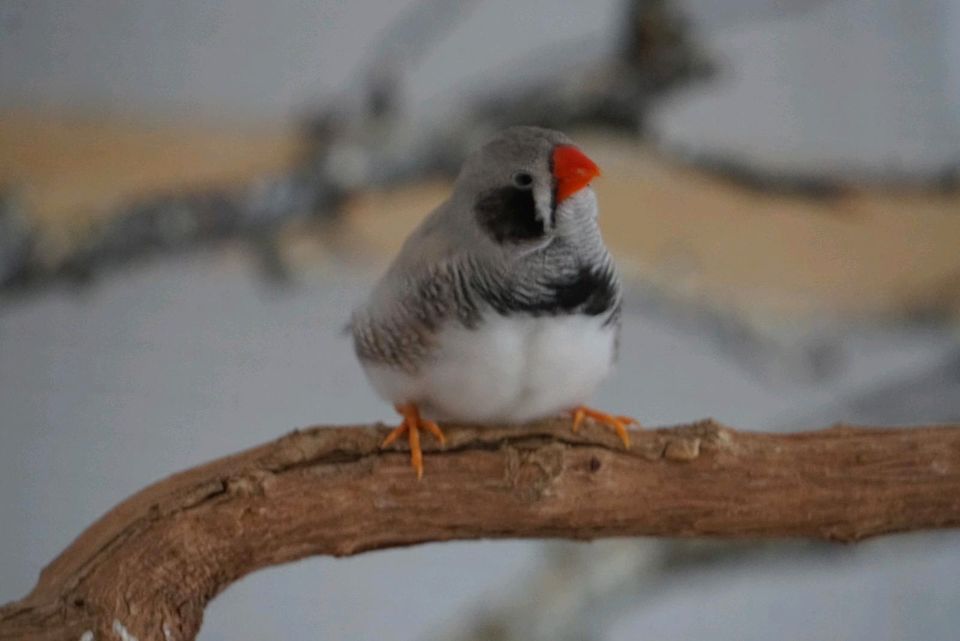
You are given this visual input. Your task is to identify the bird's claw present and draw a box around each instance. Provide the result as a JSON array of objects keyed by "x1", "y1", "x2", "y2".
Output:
[
  {"x1": 569, "y1": 406, "x2": 637, "y2": 448},
  {"x1": 382, "y1": 403, "x2": 446, "y2": 479}
]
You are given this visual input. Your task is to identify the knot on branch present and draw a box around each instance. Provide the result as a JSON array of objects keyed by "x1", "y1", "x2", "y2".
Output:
[{"x1": 503, "y1": 442, "x2": 566, "y2": 501}]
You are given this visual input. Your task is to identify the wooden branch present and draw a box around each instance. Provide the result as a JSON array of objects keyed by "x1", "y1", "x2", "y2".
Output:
[{"x1": 3, "y1": 419, "x2": 960, "y2": 641}]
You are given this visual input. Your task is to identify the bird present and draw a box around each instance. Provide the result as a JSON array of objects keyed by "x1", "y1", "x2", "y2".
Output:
[{"x1": 351, "y1": 126, "x2": 637, "y2": 478}]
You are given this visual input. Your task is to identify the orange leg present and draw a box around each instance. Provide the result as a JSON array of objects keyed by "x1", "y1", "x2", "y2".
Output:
[
  {"x1": 381, "y1": 403, "x2": 446, "y2": 479},
  {"x1": 570, "y1": 405, "x2": 638, "y2": 448}
]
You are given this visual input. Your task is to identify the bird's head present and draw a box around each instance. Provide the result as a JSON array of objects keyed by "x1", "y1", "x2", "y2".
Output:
[{"x1": 452, "y1": 126, "x2": 601, "y2": 252}]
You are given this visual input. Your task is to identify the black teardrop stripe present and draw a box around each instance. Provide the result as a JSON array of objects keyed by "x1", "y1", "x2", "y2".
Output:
[
  {"x1": 475, "y1": 186, "x2": 544, "y2": 244},
  {"x1": 547, "y1": 150, "x2": 557, "y2": 224}
]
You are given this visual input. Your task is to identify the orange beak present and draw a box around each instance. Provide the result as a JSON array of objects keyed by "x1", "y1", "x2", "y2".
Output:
[{"x1": 552, "y1": 144, "x2": 601, "y2": 204}]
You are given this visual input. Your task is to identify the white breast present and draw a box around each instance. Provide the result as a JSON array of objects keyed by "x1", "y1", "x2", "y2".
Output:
[{"x1": 362, "y1": 314, "x2": 616, "y2": 423}]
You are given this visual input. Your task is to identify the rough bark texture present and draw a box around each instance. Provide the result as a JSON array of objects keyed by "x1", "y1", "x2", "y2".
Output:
[{"x1": 2, "y1": 419, "x2": 960, "y2": 641}]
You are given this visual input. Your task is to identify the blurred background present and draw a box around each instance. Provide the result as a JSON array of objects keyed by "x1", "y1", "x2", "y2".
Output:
[{"x1": 2, "y1": 0, "x2": 959, "y2": 639}]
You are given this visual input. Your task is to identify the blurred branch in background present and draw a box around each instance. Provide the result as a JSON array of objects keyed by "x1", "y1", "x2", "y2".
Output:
[
  {"x1": 0, "y1": 0, "x2": 714, "y2": 299},
  {"x1": 622, "y1": 280, "x2": 845, "y2": 383},
  {"x1": 2, "y1": 0, "x2": 958, "y2": 389},
  {"x1": 790, "y1": 348, "x2": 960, "y2": 426},
  {"x1": 0, "y1": 147, "x2": 346, "y2": 293},
  {"x1": 683, "y1": 151, "x2": 960, "y2": 200},
  {"x1": 439, "y1": 538, "x2": 848, "y2": 641},
  {"x1": 460, "y1": 0, "x2": 714, "y2": 134}
]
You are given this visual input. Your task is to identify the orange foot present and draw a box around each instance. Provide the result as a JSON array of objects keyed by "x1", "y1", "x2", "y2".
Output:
[
  {"x1": 381, "y1": 403, "x2": 446, "y2": 479},
  {"x1": 570, "y1": 405, "x2": 638, "y2": 448}
]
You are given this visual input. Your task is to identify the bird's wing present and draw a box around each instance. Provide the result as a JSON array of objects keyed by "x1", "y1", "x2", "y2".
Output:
[{"x1": 351, "y1": 203, "x2": 480, "y2": 370}]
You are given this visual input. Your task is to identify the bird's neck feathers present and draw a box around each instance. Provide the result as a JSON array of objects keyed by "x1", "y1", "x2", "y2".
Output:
[
  {"x1": 546, "y1": 188, "x2": 608, "y2": 263},
  {"x1": 481, "y1": 191, "x2": 610, "y2": 289}
]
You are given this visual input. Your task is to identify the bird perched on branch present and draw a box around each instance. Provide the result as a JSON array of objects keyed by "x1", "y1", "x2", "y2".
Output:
[{"x1": 351, "y1": 126, "x2": 636, "y2": 478}]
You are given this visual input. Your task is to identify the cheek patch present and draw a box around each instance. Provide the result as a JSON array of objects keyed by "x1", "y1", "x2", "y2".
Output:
[{"x1": 474, "y1": 186, "x2": 545, "y2": 244}]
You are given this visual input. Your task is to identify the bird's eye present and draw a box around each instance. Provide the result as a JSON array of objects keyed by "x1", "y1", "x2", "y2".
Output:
[{"x1": 512, "y1": 172, "x2": 534, "y2": 189}]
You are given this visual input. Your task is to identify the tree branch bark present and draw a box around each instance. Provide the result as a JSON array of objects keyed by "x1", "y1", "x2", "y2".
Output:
[{"x1": 3, "y1": 419, "x2": 960, "y2": 641}]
